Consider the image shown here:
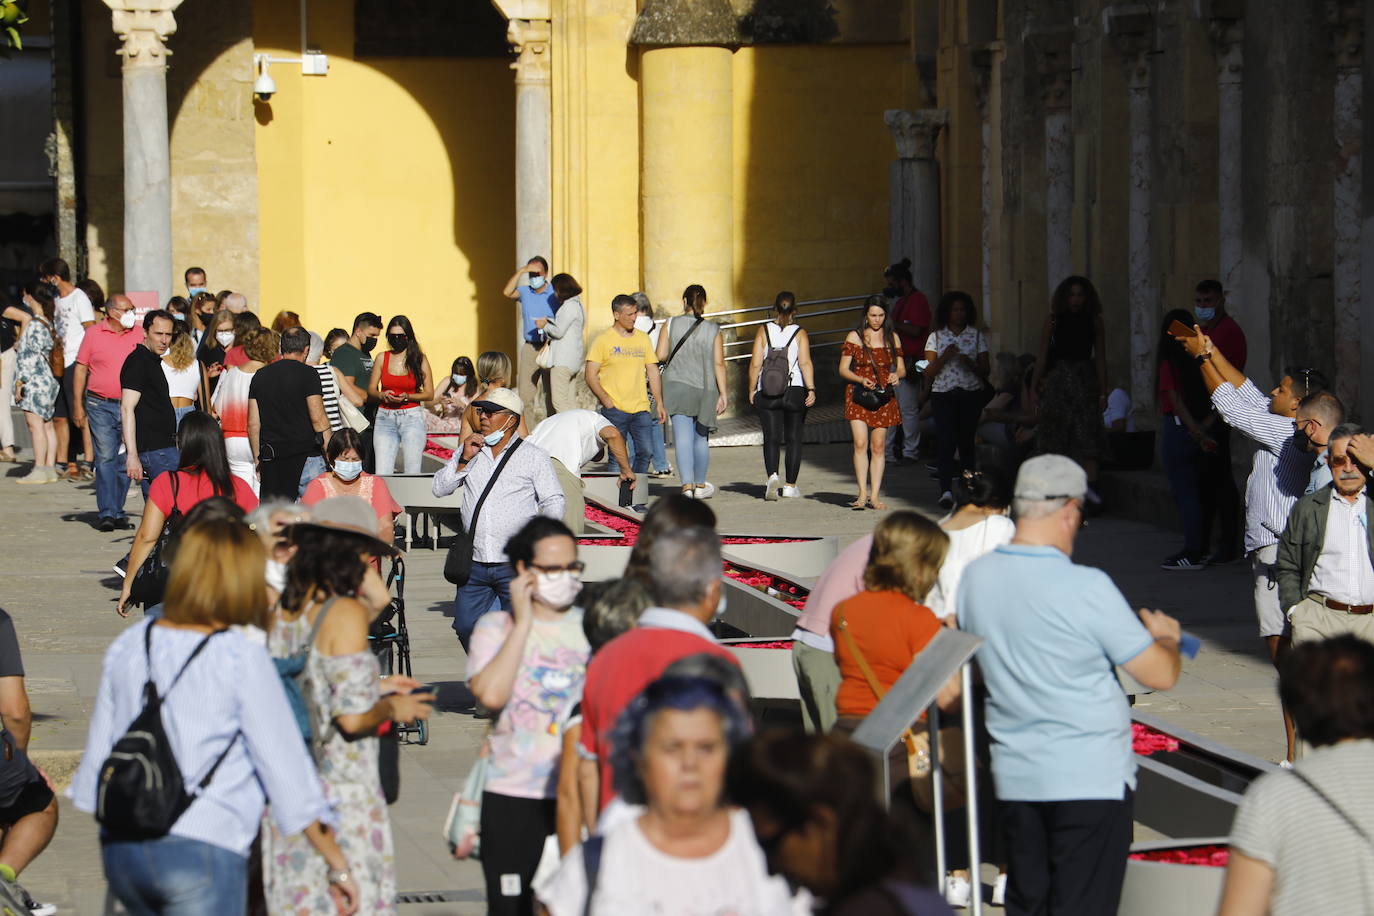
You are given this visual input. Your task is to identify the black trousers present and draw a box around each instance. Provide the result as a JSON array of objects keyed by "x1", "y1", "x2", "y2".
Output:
[
  {"x1": 753, "y1": 386, "x2": 808, "y2": 483},
  {"x1": 931, "y1": 389, "x2": 983, "y2": 491},
  {"x1": 1199, "y1": 429, "x2": 1240, "y2": 556},
  {"x1": 1000, "y1": 788, "x2": 1133, "y2": 916},
  {"x1": 480, "y1": 791, "x2": 557, "y2": 916},
  {"x1": 257, "y1": 451, "x2": 308, "y2": 501}
]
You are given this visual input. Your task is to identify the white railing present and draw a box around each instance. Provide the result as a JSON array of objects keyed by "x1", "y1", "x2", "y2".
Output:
[{"x1": 654, "y1": 293, "x2": 872, "y2": 362}]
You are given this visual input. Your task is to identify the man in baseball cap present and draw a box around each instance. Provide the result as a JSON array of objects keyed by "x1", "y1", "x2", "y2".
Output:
[{"x1": 958, "y1": 453, "x2": 1181, "y2": 914}]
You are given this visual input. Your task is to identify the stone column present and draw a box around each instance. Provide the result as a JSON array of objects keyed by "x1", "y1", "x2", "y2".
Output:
[
  {"x1": 972, "y1": 50, "x2": 994, "y2": 314},
  {"x1": 1033, "y1": 30, "x2": 1074, "y2": 290},
  {"x1": 885, "y1": 109, "x2": 948, "y2": 298},
  {"x1": 509, "y1": 17, "x2": 553, "y2": 267},
  {"x1": 1209, "y1": 19, "x2": 1244, "y2": 297},
  {"x1": 103, "y1": 0, "x2": 182, "y2": 304},
  {"x1": 1329, "y1": 1, "x2": 1364, "y2": 412}
]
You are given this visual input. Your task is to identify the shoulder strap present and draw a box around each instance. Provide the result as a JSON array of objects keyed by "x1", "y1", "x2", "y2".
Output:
[
  {"x1": 305, "y1": 596, "x2": 342, "y2": 649},
  {"x1": 581, "y1": 834, "x2": 606, "y2": 916},
  {"x1": 1291, "y1": 769, "x2": 1374, "y2": 849},
  {"x1": 661, "y1": 317, "x2": 704, "y2": 369},
  {"x1": 784, "y1": 325, "x2": 802, "y2": 348},
  {"x1": 469, "y1": 438, "x2": 524, "y2": 532},
  {"x1": 835, "y1": 605, "x2": 887, "y2": 703},
  {"x1": 167, "y1": 471, "x2": 183, "y2": 522},
  {"x1": 145, "y1": 624, "x2": 227, "y2": 697}
]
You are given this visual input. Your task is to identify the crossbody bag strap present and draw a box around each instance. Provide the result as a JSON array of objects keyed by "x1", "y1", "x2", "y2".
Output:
[
  {"x1": 146, "y1": 623, "x2": 226, "y2": 697},
  {"x1": 581, "y1": 834, "x2": 606, "y2": 916},
  {"x1": 468, "y1": 438, "x2": 524, "y2": 534},
  {"x1": 862, "y1": 337, "x2": 889, "y2": 391},
  {"x1": 1291, "y1": 769, "x2": 1374, "y2": 849},
  {"x1": 835, "y1": 605, "x2": 887, "y2": 703},
  {"x1": 661, "y1": 317, "x2": 704, "y2": 370},
  {"x1": 305, "y1": 595, "x2": 342, "y2": 649}
]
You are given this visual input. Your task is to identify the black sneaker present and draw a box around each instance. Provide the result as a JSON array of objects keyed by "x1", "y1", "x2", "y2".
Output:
[
  {"x1": 1161, "y1": 553, "x2": 1207, "y2": 571},
  {"x1": 96, "y1": 517, "x2": 116, "y2": 533},
  {"x1": 112, "y1": 557, "x2": 129, "y2": 579},
  {"x1": 113, "y1": 518, "x2": 134, "y2": 531}
]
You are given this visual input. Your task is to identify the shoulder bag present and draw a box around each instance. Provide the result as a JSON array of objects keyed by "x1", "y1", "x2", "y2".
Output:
[
  {"x1": 129, "y1": 473, "x2": 184, "y2": 607},
  {"x1": 851, "y1": 338, "x2": 893, "y2": 412},
  {"x1": 445, "y1": 725, "x2": 492, "y2": 859},
  {"x1": 35, "y1": 318, "x2": 63, "y2": 378},
  {"x1": 835, "y1": 603, "x2": 964, "y2": 814},
  {"x1": 659, "y1": 316, "x2": 704, "y2": 372},
  {"x1": 443, "y1": 439, "x2": 525, "y2": 586},
  {"x1": 270, "y1": 596, "x2": 339, "y2": 743}
]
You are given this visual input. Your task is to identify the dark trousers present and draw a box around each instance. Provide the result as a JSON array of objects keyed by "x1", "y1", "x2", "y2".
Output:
[
  {"x1": 1160, "y1": 418, "x2": 1204, "y2": 555},
  {"x1": 480, "y1": 792, "x2": 557, "y2": 916},
  {"x1": 258, "y1": 450, "x2": 309, "y2": 501},
  {"x1": 1000, "y1": 788, "x2": 1133, "y2": 916},
  {"x1": 753, "y1": 386, "x2": 808, "y2": 482},
  {"x1": 1199, "y1": 429, "x2": 1240, "y2": 556},
  {"x1": 931, "y1": 389, "x2": 983, "y2": 491}
]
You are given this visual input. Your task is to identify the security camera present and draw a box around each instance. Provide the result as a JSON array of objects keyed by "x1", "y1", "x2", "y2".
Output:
[{"x1": 253, "y1": 55, "x2": 276, "y2": 101}]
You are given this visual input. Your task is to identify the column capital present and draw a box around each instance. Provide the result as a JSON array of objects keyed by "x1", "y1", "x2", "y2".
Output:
[
  {"x1": 102, "y1": 0, "x2": 182, "y2": 68},
  {"x1": 969, "y1": 44, "x2": 1002, "y2": 116},
  {"x1": 1026, "y1": 26, "x2": 1074, "y2": 111},
  {"x1": 1326, "y1": 0, "x2": 1364, "y2": 71},
  {"x1": 884, "y1": 109, "x2": 948, "y2": 161},
  {"x1": 507, "y1": 18, "x2": 551, "y2": 85},
  {"x1": 1207, "y1": 19, "x2": 1243, "y2": 85},
  {"x1": 1103, "y1": 6, "x2": 1154, "y2": 89}
]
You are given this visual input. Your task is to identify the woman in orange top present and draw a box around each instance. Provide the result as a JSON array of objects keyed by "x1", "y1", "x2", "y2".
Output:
[{"x1": 830, "y1": 511, "x2": 949, "y2": 724}]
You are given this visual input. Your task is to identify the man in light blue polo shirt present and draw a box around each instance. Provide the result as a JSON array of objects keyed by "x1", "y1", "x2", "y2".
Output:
[
  {"x1": 502, "y1": 256, "x2": 559, "y2": 417},
  {"x1": 958, "y1": 454, "x2": 1182, "y2": 916}
]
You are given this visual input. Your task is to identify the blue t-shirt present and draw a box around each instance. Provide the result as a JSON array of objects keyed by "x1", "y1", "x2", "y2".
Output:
[
  {"x1": 517, "y1": 284, "x2": 558, "y2": 344},
  {"x1": 957, "y1": 543, "x2": 1153, "y2": 802}
]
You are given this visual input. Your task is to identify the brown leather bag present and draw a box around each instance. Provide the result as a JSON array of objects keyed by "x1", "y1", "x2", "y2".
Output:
[
  {"x1": 37, "y1": 318, "x2": 64, "y2": 378},
  {"x1": 836, "y1": 604, "x2": 966, "y2": 813}
]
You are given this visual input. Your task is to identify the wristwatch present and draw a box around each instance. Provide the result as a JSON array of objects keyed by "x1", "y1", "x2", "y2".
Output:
[{"x1": 329, "y1": 871, "x2": 352, "y2": 886}]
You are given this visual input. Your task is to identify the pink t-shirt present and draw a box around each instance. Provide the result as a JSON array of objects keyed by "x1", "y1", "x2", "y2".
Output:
[
  {"x1": 795, "y1": 534, "x2": 872, "y2": 636},
  {"x1": 301, "y1": 473, "x2": 402, "y2": 523},
  {"x1": 75, "y1": 322, "x2": 141, "y2": 400}
]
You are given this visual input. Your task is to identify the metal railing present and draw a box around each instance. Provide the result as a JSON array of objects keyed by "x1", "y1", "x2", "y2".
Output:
[{"x1": 652, "y1": 293, "x2": 872, "y2": 363}]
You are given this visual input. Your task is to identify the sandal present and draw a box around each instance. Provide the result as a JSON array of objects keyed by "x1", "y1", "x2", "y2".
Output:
[
  {"x1": 848, "y1": 497, "x2": 869, "y2": 510},
  {"x1": 0, "y1": 449, "x2": 16, "y2": 463},
  {"x1": 869, "y1": 499, "x2": 888, "y2": 511}
]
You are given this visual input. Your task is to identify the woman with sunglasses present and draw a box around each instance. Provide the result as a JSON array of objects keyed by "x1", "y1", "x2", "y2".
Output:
[{"x1": 468, "y1": 516, "x2": 591, "y2": 916}]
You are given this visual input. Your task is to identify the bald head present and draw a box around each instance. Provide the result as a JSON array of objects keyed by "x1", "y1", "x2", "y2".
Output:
[
  {"x1": 223, "y1": 292, "x2": 248, "y2": 314},
  {"x1": 104, "y1": 295, "x2": 135, "y2": 330}
]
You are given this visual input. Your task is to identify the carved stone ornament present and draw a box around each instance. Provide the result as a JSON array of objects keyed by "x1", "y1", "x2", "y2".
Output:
[
  {"x1": 884, "y1": 109, "x2": 949, "y2": 160},
  {"x1": 508, "y1": 18, "x2": 551, "y2": 83},
  {"x1": 1326, "y1": 0, "x2": 1364, "y2": 71},
  {"x1": 1207, "y1": 19, "x2": 1243, "y2": 85},
  {"x1": 102, "y1": 0, "x2": 182, "y2": 66},
  {"x1": 1027, "y1": 27, "x2": 1074, "y2": 111}
]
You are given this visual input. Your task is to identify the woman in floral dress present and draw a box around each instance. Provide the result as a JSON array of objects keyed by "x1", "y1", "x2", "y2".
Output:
[
  {"x1": 838, "y1": 295, "x2": 905, "y2": 510},
  {"x1": 11, "y1": 282, "x2": 61, "y2": 484},
  {"x1": 263, "y1": 496, "x2": 434, "y2": 914}
]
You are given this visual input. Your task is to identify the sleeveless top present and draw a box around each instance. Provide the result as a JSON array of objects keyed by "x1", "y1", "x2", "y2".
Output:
[
  {"x1": 379, "y1": 352, "x2": 420, "y2": 410},
  {"x1": 314, "y1": 364, "x2": 342, "y2": 431},
  {"x1": 210, "y1": 366, "x2": 255, "y2": 438},
  {"x1": 755, "y1": 321, "x2": 803, "y2": 392},
  {"x1": 1048, "y1": 310, "x2": 1095, "y2": 363},
  {"x1": 660, "y1": 315, "x2": 722, "y2": 431}
]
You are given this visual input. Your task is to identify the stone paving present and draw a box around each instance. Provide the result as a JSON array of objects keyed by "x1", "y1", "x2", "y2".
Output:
[{"x1": 0, "y1": 442, "x2": 1279, "y2": 914}]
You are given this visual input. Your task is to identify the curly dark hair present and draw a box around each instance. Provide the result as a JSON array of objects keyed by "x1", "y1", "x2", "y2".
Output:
[{"x1": 280, "y1": 527, "x2": 371, "y2": 610}]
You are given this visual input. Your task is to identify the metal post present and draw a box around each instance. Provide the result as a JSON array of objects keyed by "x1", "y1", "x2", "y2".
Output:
[
  {"x1": 929, "y1": 704, "x2": 946, "y2": 894},
  {"x1": 962, "y1": 664, "x2": 983, "y2": 915}
]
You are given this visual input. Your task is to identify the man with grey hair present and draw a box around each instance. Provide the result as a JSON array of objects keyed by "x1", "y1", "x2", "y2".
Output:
[
  {"x1": 959, "y1": 454, "x2": 1182, "y2": 915},
  {"x1": 576, "y1": 525, "x2": 741, "y2": 812},
  {"x1": 248, "y1": 326, "x2": 330, "y2": 499},
  {"x1": 1277, "y1": 423, "x2": 1374, "y2": 645},
  {"x1": 222, "y1": 292, "x2": 248, "y2": 314}
]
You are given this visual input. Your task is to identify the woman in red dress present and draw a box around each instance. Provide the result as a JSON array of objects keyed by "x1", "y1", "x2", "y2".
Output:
[{"x1": 839, "y1": 295, "x2": 906, "y2": 510}]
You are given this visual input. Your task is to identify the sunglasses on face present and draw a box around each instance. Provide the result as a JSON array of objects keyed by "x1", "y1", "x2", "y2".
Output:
[{"x1": 474, "y1": 407, "x2": 510, "y2": 419}]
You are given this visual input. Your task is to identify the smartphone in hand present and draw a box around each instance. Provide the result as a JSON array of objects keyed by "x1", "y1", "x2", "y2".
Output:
[
  {"x1": 619, "y1": 478, "x2": 634, "y2": 507},
  {"x1": 1167, "y1": 319, "x2": 1195, "y2": 338}
]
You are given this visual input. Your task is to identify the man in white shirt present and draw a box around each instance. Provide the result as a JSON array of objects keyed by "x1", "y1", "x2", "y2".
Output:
[
  {"x1": 39, "y1": 257, "x2": 95, "y2": 479},
  {"x1": 527, "y1": 409, "x2": 634, "y2": 534},
  {"x1": 1277, "y1": 424, "x2": 1374, "y2": 645}
]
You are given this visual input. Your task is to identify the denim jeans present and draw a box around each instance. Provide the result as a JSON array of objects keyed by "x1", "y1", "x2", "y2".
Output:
[
  {"x1": 599, "y1": 407, "x2": 654, "y2": 475},
  {"x1": 670, "y1": 414, "x2": 711, "y2": 485},
  {"x1": 85, "y1": 395, "x2": 130, "y2": 521},
  {"x1": 103, "y1": 835, "x2": 247, "y2": 916},
  {"x1": 138, "y1": 446, "x2": 181, "y2": 500},
  {"x1": 298, "y1": 454, "x2": 326, "y2": 497},
  {"x1": 1161, "y1": 416, "x2": 1205, "y2": 556},
  {"x1": 649, "y1": 415, "x2": 671, "y2": 472},
  {"x1": 173, "y1": 405, "x2": 194, "y2": 428},
  {"x1": 453, "y1": 561, "x2": 514, "y2": 652},
  {"x1": 374, "y1": 405, "x2": 426, "y2": 475}
]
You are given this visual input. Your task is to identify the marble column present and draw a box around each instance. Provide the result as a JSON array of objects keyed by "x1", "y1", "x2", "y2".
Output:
[
  {"x1": 1329, "y1": 1, "x2": 1364, "y2": 412},
  {"x1": 103, "y1": 0, "x2": 182, "y2": 304},
  {"x1": 972, "y1": 53, "x2": 993, "y2": 316},
  {"x1": 884, "y1": 109, "x2": 947, "y2": 298},
  {"x1": 1210, "y1": 20, "x2": 1244, "y2": 297},
  {"x1": 1034, "y1": 34, "x2": 1073, "y2": 290},
  {"x1": 1126, "y1": 48, "x2": 1156, "y2": 422},
  {"x1": 509, "y1": 18, "x2": 553, "y2": 268}
]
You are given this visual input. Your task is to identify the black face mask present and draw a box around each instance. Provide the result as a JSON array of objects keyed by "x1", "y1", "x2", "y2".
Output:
[
  {"x1": 387, "y1": 333, "x2": 408, "y2": 351},
  {"x1": 1294, "y1": 423, "x2": 1314, "y2": 453},
  {"x1": 361, "y1": 337, "x2": 377, "y2": 355},
  {"x1": 881, "y1": 286, "x2": 898, "y2": 299}
]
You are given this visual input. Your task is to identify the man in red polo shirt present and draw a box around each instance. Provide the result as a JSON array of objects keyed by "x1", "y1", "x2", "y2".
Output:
[
  {"x1": 577, "y1": 525, "x2": 740, "y2": 814},
  {"x1": 1195, "y1": 279, "x2": 1246, "y2": 564},
  {"x1": 71, "y1": 295, "x2": 142, "y2": 531}
]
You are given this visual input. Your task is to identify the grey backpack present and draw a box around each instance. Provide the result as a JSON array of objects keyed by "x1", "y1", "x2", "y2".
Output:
[{"x1": 759, "y1": 325, "x2": 800, "y2": 397}]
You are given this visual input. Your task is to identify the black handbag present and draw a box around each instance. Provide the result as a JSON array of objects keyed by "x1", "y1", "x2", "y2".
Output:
[
  {"x1": 851, "y1": 340, "x2": 893, "y2": 412},
  {"x1": 128, "y1": 473, "x2": 184, "y2": 607},
  {"x1": 443, "y1": 439, "x2": 524, "y2": 586}
]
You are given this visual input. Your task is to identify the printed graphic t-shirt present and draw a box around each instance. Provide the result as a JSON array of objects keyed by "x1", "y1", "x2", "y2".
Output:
[{"x1": 586, "y1": 328, "x2": 657, "y2": 414}]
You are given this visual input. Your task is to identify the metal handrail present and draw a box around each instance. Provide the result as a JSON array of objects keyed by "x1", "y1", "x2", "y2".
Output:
[
  {"x1": 699, "y1": 293, "x2": 870, "y2": 321},
  {"x1": 724, "y1": 324, "x2": 852, "y2": 348}
]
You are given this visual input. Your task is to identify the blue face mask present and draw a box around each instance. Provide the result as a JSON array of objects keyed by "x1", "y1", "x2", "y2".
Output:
[
  {"x1": 187, "y1": 286, "x2": 207, "y2": 297},
  {"x1": 333, "y1": 460, "x2": 363, "y2": 482},
  {"x1": 529, "y1": 275, "x2": 546, "y2": 289},
  {"x1": 1194, "y1": 306, "x2": 1217, "y2": 322},
  {"x1": 483, "y1": 418, "x2": 512, "y2": 447},
  {"x1": 452, "y1": 374, "x2": 467, "y2": 387}
]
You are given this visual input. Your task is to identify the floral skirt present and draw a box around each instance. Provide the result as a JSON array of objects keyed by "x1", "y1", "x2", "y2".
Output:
[{"x1": 1034, "y1": 359, "x2": 1102, "y2": 464}]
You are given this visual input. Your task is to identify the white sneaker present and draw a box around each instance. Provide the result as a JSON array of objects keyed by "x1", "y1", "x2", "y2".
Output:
[
  {"x1": 943, "y1": 874, "x2": 971, "y2": 908},
  {"x1": 696, "y1": 482, "x2": 716, "y2": 499},
  {"x1": 764, "y1": 473, "x2": 780, "y2": 501},
  {"x1": 681, "y1": 488, "x2": 697, "y2": 499},
  {"x1": 780, "y1": 485, "x2": 801, "y2": 498},
  {"x1": 992, "y1": 873, "x2": 1008, "y2": 906},
  {"x1": 1279, "y1": 759, "x2": 1294, "y2": 769}
]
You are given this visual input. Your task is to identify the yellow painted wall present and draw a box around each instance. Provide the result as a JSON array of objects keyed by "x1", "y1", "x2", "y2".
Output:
[{"x1": 252, "y1": 0, "x2": 516, "y2": 373}]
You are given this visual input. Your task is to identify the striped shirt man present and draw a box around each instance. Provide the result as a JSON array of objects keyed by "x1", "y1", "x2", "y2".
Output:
[{"x1": 314, "y1": 364, "x2": 342, "y2": 431}]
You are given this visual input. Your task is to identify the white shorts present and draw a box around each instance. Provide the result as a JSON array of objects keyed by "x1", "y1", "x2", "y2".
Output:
[{"x1": 1251, "y1": 543, "x2": 1285, "y2": 637}]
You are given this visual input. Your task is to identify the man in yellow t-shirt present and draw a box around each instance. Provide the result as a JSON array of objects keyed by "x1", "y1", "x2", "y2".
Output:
[{"x1": 585, "y1": 294, "x2": 667, "y2": 484}]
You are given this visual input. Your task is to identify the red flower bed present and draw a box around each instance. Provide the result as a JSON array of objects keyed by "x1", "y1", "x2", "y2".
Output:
[
  {"x1": 732, "y1": 640, "x2": 795, "y2": 650},
  {"x1": 1128, "y1": 844, "x2": 1229, "y2": 867},
  {"x1": 1132, "y1": 722, "x2": 1181, "y2": 755}
]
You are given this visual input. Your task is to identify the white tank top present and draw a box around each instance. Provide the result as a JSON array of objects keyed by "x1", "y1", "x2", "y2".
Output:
[{"x1": 755, "y1": 321, "x2": 803, "y2": 392}]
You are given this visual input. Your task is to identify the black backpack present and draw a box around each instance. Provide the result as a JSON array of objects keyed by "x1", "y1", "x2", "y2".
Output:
[
  {"x1": 758, "y1": 325, "x2": 800, "y2": 397},
  {"x1": 128, "y1": 472, "x2": 185, "y2": 607},
  {"x1": 96, "y1": 624, "x2": 238, "y2": 840}
]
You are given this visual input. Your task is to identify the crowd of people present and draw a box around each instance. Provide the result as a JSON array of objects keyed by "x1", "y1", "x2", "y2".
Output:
[{"x1": 3, "y1": 253, "x2": 1373, "y2": 916}]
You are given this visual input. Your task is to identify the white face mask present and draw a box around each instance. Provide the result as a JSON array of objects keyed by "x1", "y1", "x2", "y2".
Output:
[
  {"x1": 265, "y1": 559, "x2": 287, "y2": 593},
  {"x1": 333, "y1": 460, "x2": 363, "y2": 482},
  {"x1": 216, "y1": 331, "x2": 235, "y2": 347},
  {"x1": 715, "y1": 588, "x2": 727, "y2": 621},
  {"x1": 451, "y1": 374, "x2": 467, "y2": 388},
  {"x1": 118, "y1": 310, "x2": 138, "y2": 330},
  {"x1": 634, "y1": 315, "x2": 655, "y2": 334},
  {"x1": 535, "y1": 572, "x2": 582, "y2": 610}
]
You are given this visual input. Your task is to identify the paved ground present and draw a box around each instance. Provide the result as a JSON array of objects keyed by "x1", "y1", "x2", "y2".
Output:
[{"x1": 0, "y1": 442, "x2": 1278, "y2": 914}]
